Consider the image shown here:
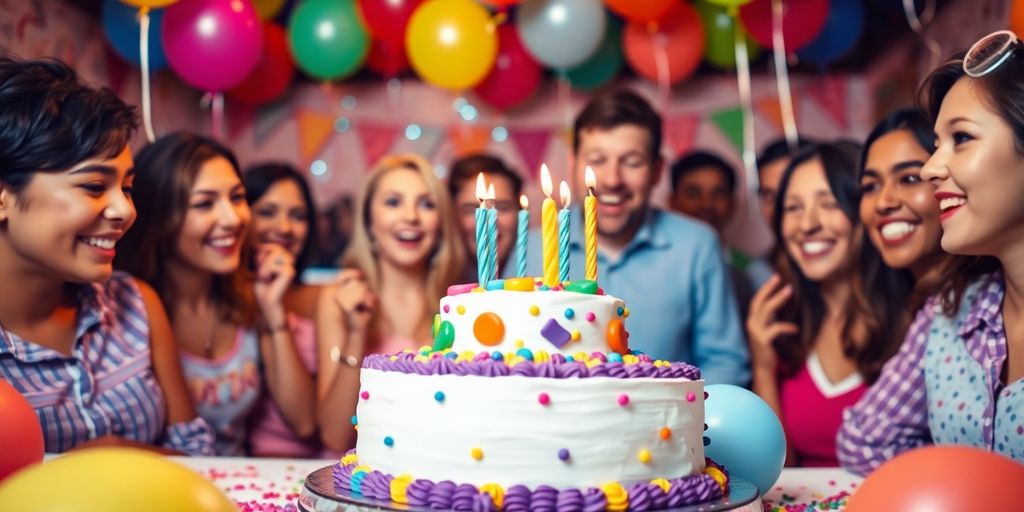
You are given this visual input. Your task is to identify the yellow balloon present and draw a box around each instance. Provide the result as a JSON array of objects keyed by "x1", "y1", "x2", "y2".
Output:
[
  {"x1": 119, "y1": 0, "x2": 178, "y2": 8},
  {"x1": 406, "y1": 0, "x2": 498, "y2": 91},
  {"x1": 252, "y1": 0, "x2": 286, "y2": 19},
  {"x1": 0, "y1": 448, "x2": 236, "y2": 512}
]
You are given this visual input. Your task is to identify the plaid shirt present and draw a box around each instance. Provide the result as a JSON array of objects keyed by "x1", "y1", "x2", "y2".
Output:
[
  {"x1": 0, "y1": 272, "x2": 213, "y2": 455},
  {"x1": 837, "y1": 272, "x2": 1011, "y2": 475}
]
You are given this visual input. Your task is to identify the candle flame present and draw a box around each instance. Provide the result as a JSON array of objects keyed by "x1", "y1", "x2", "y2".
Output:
[
  {"x1": 475, "y1": 173, "x2": 487, "y2": 201},
  {"x1": 585, "y1": 166, "x2": 596, "y2": 190},
  {"x1": 520, "y1": 194, "x2": 529, "y2": 209},
  {"x1": 559, "y1": 181, "x2": 571, "y2": 208},
  {"x1": 487, "y1": 183, "x2": 496, "y2": 200},
  {"x1": 540, "y1": 163, "x2": 552, "y2": 197}
]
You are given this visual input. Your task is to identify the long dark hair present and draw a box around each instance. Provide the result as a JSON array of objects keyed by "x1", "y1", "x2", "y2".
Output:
[
  {"x1": 772, "y1": 142, "x2": 914, "y2": 383},
  {"x1": 116, "y1": 132, "x2": 256, "y2": 325},
  {"x1": 918, "y1": 46, "x2": 1021, "y2": 315},
  {"x1": 243, "y1": 163, "x2": 319, "y2": 278}
]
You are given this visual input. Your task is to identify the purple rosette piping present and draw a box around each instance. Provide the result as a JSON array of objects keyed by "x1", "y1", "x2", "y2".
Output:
[
  {"x1": 627, "y1": 482, "x2": 654, "y2": 511},
  {"x1": 650, "y1": 484, "x2": 669, "y2": 509},
  {"x1": 510, "y1": 362, "x2": 539, "y2": 377},
  {"x1": 555, "y1": 488, "x2": 584, "y2": 512},
  {"x1": 428, "y1": 481, "x2": 457, "y2": 510},
  {"x1": 406, "y1": 479, "x2": 435, "y2": 507},
  {"x1": 588, "y1": 364, "x2": 610, "y2": 378},
  {"x1": 550, "y1": 353, "x2": 567, "y2": 364},
  {"x1": 558, "y1": 362, "x2": 588, "y2": 378},
  {"x1": 606, "y1": 362, "x2": 628, "y2": 378},
  {"x1": 667, "y1": 474, "x2": 720, "y2": 508},
  {"x1": 535, "y1": 362, "x2": 559, "y2": 378},
  {"x1": 504, "y1": 485, "x2": 532, "y2": 512},
  {"x1": 532, "y1": 485, "x2": 558, "y2": 512},
  {"x1": 582, "y1": 487, "x2": 607, "y2": 512},
  {"x1": 471, "y1": 493, "x2": 498, "y2": 512},
  {"x1": 431, "y1": 356, "x2": 459, "y2": 375},
  {"x1": 452, "y1": 483, "x2": 479, "y2": 511},
  {"x1": 360, "y1": 471, "x2": 393, "y2": 501},
  {"x1": 332, "y1": 463, "x2": 354, "y2": 493},
  {"x1": 624, "y1": 363, "x2": 648, "y2": 378}
]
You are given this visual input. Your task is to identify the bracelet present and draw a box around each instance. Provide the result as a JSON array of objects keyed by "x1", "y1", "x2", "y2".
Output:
[{"x1": 330, "y1": 347, "x2": 361, "y2": 368}]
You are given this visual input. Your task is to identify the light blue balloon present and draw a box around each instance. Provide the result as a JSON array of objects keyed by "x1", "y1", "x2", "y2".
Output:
[
  {"x1": 515, "y1": 0, "x2": 606, "y2": 69},
  {"x1": 101, "y1": 0, "x2": 168, "y2": 70},
  {"x1": 703, "y1": 384, "x2": 786, "y2": 494}
]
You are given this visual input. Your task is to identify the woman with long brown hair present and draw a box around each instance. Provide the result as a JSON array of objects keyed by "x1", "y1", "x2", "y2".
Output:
[{"x1": 316, "y1": 153, "x2": 465, "y2": 451}]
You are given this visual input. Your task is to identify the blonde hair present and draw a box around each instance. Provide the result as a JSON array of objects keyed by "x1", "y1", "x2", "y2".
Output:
[{"x1": 342, "y1": 154, "x2": 465, "y2": 341}]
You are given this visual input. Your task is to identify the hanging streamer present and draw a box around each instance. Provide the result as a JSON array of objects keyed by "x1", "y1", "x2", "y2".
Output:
[
  {"x1": 902, "y1": 0, "x2": 940, "y2": 72},
  {"x1": 211, "y1": 92, "x2": 224, "y2": 140},
  {"x1": 733, "y1": 6, "x2": 758, "y2": 196},
  {"x1": 138, "y1": 7, "x2": 156, "y2": 142},
  {"x1": 770, "y1": 0, "x2": 799, "y2": 152}
]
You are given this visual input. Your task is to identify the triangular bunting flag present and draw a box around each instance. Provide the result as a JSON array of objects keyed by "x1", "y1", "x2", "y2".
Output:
[
  {"x1": 295, "y1": 108, "x2": 336, "y2": 164},
  {"x1": 663, "y1": 114, "x2": 701, "y2": 159},
  {"x1": 805, "y1": 74, "x2": 848, "y2": 129},
  {"x1": 358, "y1": 121, "x2": 401, "y2": 169},
  {"x1": 710, "y1": 107, "x2": 745, "y2": 154},
  {"x1": 753, "y1": 95, "x2": 800, "y2": 134},
  {"x1": 448, "y1": 124, "x2": 492, "y2": 157},
  {"x1": 253, "y1": 100, "x2": 292, "y2": 147},
  {"x1": 509, "y1": 128, "x2": 552, "y2": 181}
]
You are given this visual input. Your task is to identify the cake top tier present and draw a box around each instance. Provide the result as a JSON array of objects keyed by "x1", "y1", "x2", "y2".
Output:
[{"x1": 433, "y1": 277, "x2": 629, "y2": 357}]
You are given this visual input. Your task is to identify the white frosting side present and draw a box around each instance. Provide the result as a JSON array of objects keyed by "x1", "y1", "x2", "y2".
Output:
[
  {"x1": 439, "y1": 290, "x2": 627, "y2": 355},
  {"x1": 355, "y1": 369, "x2": 705, "y2": 489}
]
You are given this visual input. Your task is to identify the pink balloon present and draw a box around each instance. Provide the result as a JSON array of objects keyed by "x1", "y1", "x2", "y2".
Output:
[
  {"x1": 474, "y1": 24, "x2": 542, "y2": 110},
  {"x1": 163, "y1": 0, "x2": 263, "y2": 92}
]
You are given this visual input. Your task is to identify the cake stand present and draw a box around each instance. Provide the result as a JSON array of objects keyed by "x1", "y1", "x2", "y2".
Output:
[{"x1": 297, "y1": 465, "x2": 761, "y2": 512}]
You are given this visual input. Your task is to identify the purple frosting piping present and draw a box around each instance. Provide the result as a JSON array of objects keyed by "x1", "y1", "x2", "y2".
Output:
[
  {"x1": 331, "y1": 463, "x2": 353, "y2": 493},
  {"x1": 361, "y1": 353, "x2": 702, "y2": 381},
  {"x1": 582, "y1": 488, "x2": 607, "y2": 512},
  {"x1": 555, "y1": 488, "x2": 584, "y2": 512},
  {"x1": 532, "y1": 485, "x2": 558, "y2": 512},
  {"x1": 504, "y1": 485, "x2": 532, "y2": 512},
  {"x1": 452, "y1": 483, "x2": 478, "y2": 511},
  {"x1": 406, "y1": 479, "x2": 435, "y2": 507},
  {"x1": 360, "y1": 470, "x2": 393, "y2": 501},
  {"x1": 627, "y1": 482, "x2": 655, "y2": 511},
  {"x1": 428, "y1": 481, "x2": 457, "y2": 509},
  {"x1": 471, "y1": 493, "x2": 498, "y2": 512}
]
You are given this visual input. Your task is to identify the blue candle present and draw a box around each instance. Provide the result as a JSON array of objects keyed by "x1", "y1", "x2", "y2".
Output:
[
  {"x1": 557, "y1": 181, "x2": 571, "y2": 284},
  {"x1": 474, "y1": 174, "x2": 492, "y2": 287},
  {"x1": 516, "y1": 195, "x2": 529, "y2": 278},
  {"x1": 486, "y1": 184, "x2": 498, "y2": 279}
]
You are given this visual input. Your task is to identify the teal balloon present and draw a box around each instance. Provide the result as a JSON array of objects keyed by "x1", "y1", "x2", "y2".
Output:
[
  {"x1": 287, "y1": 0, "x2": 369, "y2": 80},
  {"x1": 565, "y1": 15, "x2": 621, "y2": 91},
  {"x1": 703, "y1": 384, "x2": 786, "y2": 494},
  {"x1": 695, "y1": 0, "x2": 761, "y2": 70}
]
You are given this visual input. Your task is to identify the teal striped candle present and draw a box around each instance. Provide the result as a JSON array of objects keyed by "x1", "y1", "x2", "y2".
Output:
[{"x1": 557, "y1": 181, "x2": 571, "y2": 284}]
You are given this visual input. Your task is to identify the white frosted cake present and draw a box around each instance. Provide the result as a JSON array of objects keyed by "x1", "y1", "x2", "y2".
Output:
[{"x1": 334, "y1": 278, "x2": 727, "y2": 511}]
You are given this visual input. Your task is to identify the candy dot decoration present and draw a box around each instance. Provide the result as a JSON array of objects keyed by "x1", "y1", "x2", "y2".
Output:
[
  {"x1": 528, "y1": 305, "x2": 540, "y2": 316},
  {"x1": 473, "y1": 312, "x2": 506, "y2": 346},
  {"x1": 660, "y1": 427, "x2": 672, "y2": 440},
  {"x1": 570, "y1": 330, "x2": 581, "y2": 342},
  {"x1": 384, "y1": 436, "x2": 394, "y2": 447},
  {"x1": 504, "y1": 277, "x2": 535, "y2": 291},
  {"x1": 434, "y1": 391, "x2": 446, "y2": 402},
  {"x1": 638, "y1": 449, "x2": 651, "y2": 463},
  {"x1": 443, "y1": 304, "x2": 450, "y2": 313},
  {"x1": 514, "y1": 340, "x2": 524, "y2": 348},
  {"x1": 457, "y1": 305, "x2": 466, "y2": 315},
  {"x1": 361, "y1": 391, "x2": 370, "y2": 400},
  {"x1": 491, "y1": 351, "x2": 504, "y2": 361},
  {"x1": 471, "y1": 447, "x2": 484, "y2": 460},
  {"x1": 606, "y1": 318, "x2": 629, "y2": 355},
  {"x1": 564, "y1": 308, "x2": 575, "y2": 319},
  {"x1": 351, "y1": 415, "x2": 358, "y2": 425},
  {"x1": 607, "y1": 352, "x2": 623, "y2": 363},
  {"x1": 432, "y1": 320, "x2": 456, "y2": 351},
  {"x1": 617, "y1": 394, "x2": 630, "y2": 406},
  {"x1": 623, "y1": 307, "x2": 631, "y2": 318},
  {"x1": 686, "y1": 391, "x2": 696, "y2": 402},
  {"x1": 516, "y1": 348, "x2": 534, "y2": 361},
  {"x1": 586, "y1": 312, "x2": 597, "y2": 322},
  {"x1": 538, "y1": 392, "x2": 551, "y2": 405},
  {"x1": 558, "y1": 448, "x2": 571, "y2": 461},
  {"x1": 617, "y1": 306, "x2": 624, "y2": 316}
]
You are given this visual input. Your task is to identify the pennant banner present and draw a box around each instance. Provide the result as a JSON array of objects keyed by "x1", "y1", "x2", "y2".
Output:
[
  {"x1": 710, "y1": 106, "x2": 745, "y2": 155},
  {"x1": 449, "y1": 124, "x2": 491, "y2": 157},
  {"x1": 805, "y1": 74, "x2": 848, "y2": 130},
  {"x1": 753, "y1": 95, "x2": 801, "y2": 134},
  {"x1": 358, "y1": 121, "x2": 401, "y2": 170},
  {"x1": 663, "y1": 113, "x2": 701, "y2": 159},
  {"x1": 509, "y1": 128, "x2": 552, "y2": 181},
  {"x1": 295, "y1": 108, "x2": 336, "y2": 164}
]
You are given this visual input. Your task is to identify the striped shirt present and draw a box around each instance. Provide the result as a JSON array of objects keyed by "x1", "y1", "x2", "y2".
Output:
[
  {"x1": 837, "y1": 271, "x2": 1024, "y2": 475},
  {"x1": 0, "y1": 272, "x2": 214, "y2": 455}
]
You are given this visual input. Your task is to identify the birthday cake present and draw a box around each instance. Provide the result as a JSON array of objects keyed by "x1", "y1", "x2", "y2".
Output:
[{"x1": 332, "y1": 276, "x2": 728, "y2": 511}]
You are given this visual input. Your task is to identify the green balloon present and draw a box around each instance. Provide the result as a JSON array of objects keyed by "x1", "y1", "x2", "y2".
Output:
[
  {"x1": 695, "y1": 0, "x2": 761, "y2": 70},
  {"x1": 288, "y1": 0, "x2": 369, "y2": 81},
  {"x1": 565, "y1": 15, "x2": 622, "y2": 91}
]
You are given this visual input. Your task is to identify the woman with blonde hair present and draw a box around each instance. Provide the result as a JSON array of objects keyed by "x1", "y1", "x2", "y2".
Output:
[{"x1": 316, "y1": 153, "x2": 465, "y2": 451}]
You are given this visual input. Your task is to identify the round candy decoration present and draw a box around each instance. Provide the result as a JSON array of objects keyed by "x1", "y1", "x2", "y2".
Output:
[
  {"x1": 473, "y1": 312, "x2": 506, "y2": 346},
  {"x1": 606, "y1": 318, "x2": 629, "y2": 355}
]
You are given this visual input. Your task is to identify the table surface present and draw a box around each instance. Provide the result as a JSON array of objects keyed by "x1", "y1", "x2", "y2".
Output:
[{"x1": 170, "y1": 457, "x2": 862, "y2": 512}]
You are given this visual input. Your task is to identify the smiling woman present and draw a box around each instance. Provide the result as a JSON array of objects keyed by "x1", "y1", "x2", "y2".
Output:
[{"x1": 0, "y1": 57, "x2": 214, "y2": 455}]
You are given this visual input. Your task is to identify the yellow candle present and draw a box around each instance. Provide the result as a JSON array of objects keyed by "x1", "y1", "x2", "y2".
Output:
[
  {"x1": 584, "y1": 167, "x2": 598, "y2": 281},
  {"x1": 540, "y1": 164, "x2": 559, "y2": 288}
]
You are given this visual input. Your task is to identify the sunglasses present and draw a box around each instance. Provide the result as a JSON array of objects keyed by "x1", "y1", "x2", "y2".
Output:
[{"x1": 963, "y1": 30, "x2": 1019, "y2": 78}]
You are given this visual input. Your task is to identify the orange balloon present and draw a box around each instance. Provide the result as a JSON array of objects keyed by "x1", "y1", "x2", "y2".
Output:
[
  {"x1": 0, "y1": 380, "x2": 44, "y2": 483},
  {"x1": 1012, "y1": 0, "x2": 1024, "y2": 38},
  {"x1": 846, "y1": 446, "x2": 1024, "y2": 512},
  {"x1": 119, "y1": 0, "x2": 177, "y2": 8},
  {"x1": 604, "y1": 0, "x2": 675, "y2": 22},
  {"x1": 623, "y1": 2, "x2": 704, "y2": 85}
]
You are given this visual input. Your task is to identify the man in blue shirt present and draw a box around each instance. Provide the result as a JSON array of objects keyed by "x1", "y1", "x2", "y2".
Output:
[{"x1": 524, "y1": 90, "x2": 750, "y2": 386}]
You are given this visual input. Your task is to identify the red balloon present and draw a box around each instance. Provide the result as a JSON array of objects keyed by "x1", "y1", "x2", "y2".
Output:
[
  {"x1": 604, "y1": 0, "x2": 675, "y2": 22},
  {"x1": 474, "y1": 23, "x2": 542, "y2": 111},
  {"x1": 846, "y1": 446, "x2": 1024, "y2": 512},
  {"x1": 227, "y1": 22, "x2": 294, "y2": 106},
  {"x1": 0, "y1": 380, "x2": 44, "y2": 483},
  {"x1": 623, "y1": 2, "x2": 704, "y2": 85},
  {"x1": 357, "y1": 0, "x2": 424, "y2": 44},
  {"x1": 366, "y1": 38, "x2": 409, "y2": 77},
  {"x1": 480, "y1": 0, "x2": 521, "y2": 8},
  {"x1": 739, "y1": 0, "x2": 830, "y2": 52}
]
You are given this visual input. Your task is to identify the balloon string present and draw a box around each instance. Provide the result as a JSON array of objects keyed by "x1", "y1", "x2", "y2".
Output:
[
  {"x1": 211, "y1": 92, "x2": 224, "y2": 140},
  {"x1": 771, "y1": 0, "x2": 799, "y2": 152},
  {"x1": 651, "y1": 28, "x2": 671, "y2": 118},
  {"x1": 734, "y1": 9, "x2": 758, "y2": 196},
  {"x1": 902, "y1": 0, "x2": 940, "y2": 72},
  {"x1": 138, "y1": 7, "x2": 156, "y2": 143}
]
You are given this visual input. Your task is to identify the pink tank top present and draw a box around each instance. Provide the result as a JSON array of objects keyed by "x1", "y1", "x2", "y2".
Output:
[{"x1": 779, "y1": 353, "x2": 867, "y2": 467}]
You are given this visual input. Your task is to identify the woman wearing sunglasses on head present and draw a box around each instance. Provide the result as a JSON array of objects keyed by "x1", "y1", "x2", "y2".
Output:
[{"x1": 838, "y1": 31, "x2": 1024, "y2": 475}]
